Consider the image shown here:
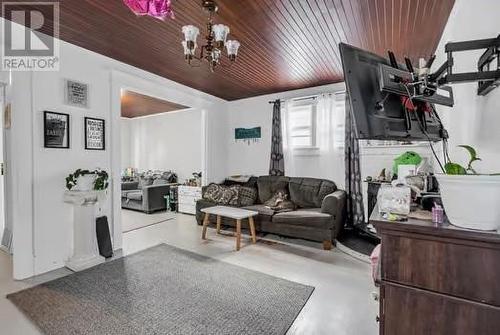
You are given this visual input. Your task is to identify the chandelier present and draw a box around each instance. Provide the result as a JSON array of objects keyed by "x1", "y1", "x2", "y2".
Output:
[{"x1": 181, "y1": 1, "x2": 240, "y2": 72}]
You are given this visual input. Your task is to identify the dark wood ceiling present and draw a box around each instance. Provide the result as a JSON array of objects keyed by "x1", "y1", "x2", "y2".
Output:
[
  {"x1": 121, "y1": 90, "x2": 190, "y2": 118},
  {"x1": 3, "y1": 0, "x2": 455, "y2": 100}
]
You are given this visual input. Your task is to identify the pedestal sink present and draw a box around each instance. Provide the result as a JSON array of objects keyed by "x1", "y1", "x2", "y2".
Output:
[{"x1": 64, "y1": 190, "x2": 106, "y2": 271}]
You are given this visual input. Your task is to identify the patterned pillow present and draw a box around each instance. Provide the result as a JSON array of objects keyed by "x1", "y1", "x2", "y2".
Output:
[
  {"x1": 238, "y1": 186, "x2": 258, "y2": 206},
  {"x1": 203, "y1": 184, "x2": 239, "y2": 205},
  {"x1": 226, "y1": 186, "x2": 239, "y2": 206},
  {"x1": 138, "y1": 176, "x2": 153, "y2": 189}
]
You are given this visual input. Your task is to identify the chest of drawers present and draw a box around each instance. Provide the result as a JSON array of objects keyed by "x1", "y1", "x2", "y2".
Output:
[
  {"x1": 177, "y1": 185, "x2": 202, "y2": 215},
  {"x1": 373, "y1": 213, "x2": 500, "y2": 335}
]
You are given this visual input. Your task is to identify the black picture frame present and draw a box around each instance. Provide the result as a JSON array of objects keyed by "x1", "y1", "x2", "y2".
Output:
[
  {"x1": 44, "y1": 111, "x2": 70, "y2": 149},
  {"x1": 84, "y1": 117, "x2": 105, "y2": 150}
]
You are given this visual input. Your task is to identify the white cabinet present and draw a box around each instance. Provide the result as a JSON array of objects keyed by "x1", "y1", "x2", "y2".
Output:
[{"x1": 178, "y1": 186, "x2": 202, "y2": 215}]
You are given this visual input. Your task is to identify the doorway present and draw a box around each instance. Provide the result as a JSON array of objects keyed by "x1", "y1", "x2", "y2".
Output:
[
  {"x1": 119, "y1": 89, "x2": 197, "y2": 235},
  {"x1": 110, "y1": 71, "x2": 211, "y2": 252}
]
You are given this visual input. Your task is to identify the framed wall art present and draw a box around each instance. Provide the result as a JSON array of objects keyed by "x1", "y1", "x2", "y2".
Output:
[
  {"x1": 44, "y1": 111, "x2": 70, "y2": 149},
  {"x1": 64, "y1": 79, "x2": 89, "y2": 108},
  {"x1": 235, "y1": 126, "x2": 262, "y2": 145},
  {"x1": 84, "y1": 117, "x2": 105, "y2": 150}
]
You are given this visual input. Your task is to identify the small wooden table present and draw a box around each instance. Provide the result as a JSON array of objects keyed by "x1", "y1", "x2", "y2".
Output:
[{"x1": 201, "y1": 206, "x2": 258, "y2": 251}]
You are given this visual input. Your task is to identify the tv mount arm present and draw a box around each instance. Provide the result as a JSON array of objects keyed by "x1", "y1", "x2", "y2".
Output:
[
  {"x1": 431, "y1": 34, "x2": 500, "y2": 96},
  {"x1": 379, "y1": 35, "x2": 500, "y2": 107}
]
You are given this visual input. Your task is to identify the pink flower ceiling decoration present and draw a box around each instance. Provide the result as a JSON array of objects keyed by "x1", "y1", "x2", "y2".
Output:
[{"x1": 123, "y1": 0, "x2": 174, "y2": 20}]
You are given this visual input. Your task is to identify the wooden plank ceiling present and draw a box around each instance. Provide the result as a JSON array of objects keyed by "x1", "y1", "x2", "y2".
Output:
[
  {"x1": 4, "y1": 0, "x2": 455, "y2": 100},
  {"x1": 121, "y1": 90, "x2": 190, "y2": 118}
]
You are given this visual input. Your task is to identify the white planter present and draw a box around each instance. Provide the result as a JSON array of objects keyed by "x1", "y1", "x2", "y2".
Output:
[
  {"x1": 436, "y1": 174, "x2": 500, "y2": 231},
  {"x1": 74, "y1": 174, "x2": 96, "y2": 191}
]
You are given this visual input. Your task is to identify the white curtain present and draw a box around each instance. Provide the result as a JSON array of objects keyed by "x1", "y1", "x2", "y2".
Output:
[
  {"x1": 281, "y1": 92, "x2": 345, "y2": 185},
  {"x1": 281, "y1": 99, "x2": 294, "y2": 175}
]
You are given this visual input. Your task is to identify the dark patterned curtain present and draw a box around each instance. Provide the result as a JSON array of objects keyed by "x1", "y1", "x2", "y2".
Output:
[
  {"x1": 344, "y1": 95, "x2": 365, "y2": 228},
  {"x1": 269, "y1": 99, "x2": 285, "y2": 176}
]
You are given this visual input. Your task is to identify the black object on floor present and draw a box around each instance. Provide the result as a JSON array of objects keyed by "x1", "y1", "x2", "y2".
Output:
[
  {"x1": 96, "y1": 216, "x2": 113, "y2": 258},
  {"x1": 337, "y1": 227, "x2": 378, "y2": 256}
]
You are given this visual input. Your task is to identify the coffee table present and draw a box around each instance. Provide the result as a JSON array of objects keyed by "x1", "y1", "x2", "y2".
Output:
[{"x1": 201, "y1": 206, "x2": 258, "y2": 251}]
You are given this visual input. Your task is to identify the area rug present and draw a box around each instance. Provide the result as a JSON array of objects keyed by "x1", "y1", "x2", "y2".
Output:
[
  {"x1": 121, "y1": 209, "x2": 175, "y2": 233},
  {"x1": 7, "y1": 244, "x2": 314, "y2": 335}
]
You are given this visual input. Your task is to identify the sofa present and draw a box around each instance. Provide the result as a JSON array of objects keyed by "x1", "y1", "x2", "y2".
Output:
[
  {"x1": 121, "y1": 171, "x2": 177, "y2": 213},
  {"x1": 196, "y1": 176, "x2": 346, "y2": 249}
]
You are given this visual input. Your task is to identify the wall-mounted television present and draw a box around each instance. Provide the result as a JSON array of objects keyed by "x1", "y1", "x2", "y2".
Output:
[{"x1": 340, "y1": 43, "x2": 446, "y2": 142}]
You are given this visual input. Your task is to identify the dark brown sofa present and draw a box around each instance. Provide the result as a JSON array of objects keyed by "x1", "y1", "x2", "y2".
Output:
[{"x1": 196, "y1": 176, "x2": 346, "y2": 249}]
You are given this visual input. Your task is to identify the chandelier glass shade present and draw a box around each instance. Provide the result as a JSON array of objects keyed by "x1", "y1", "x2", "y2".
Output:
[
  {"x1": 182, "y1": 25, "x2": 200, "y2": 44},
  {"x1": 181, "y1": 1, "x2": 240, "y2": 72},
  {"x1": 212, "y1": 24, "x2": 229, "y2": 45}
]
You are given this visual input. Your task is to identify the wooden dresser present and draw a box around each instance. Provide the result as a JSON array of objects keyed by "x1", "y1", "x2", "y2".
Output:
[{"x1": 372, "y1": 213, "x2": 500, "y2": 335}]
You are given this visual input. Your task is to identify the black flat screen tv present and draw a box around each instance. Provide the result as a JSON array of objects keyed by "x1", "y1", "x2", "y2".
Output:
[{"x1": 340, "y1": 43, "x2": 445, "y2": 142}]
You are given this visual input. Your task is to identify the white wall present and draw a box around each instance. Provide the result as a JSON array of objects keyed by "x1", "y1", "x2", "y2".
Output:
[
  {"x1": 3, "y1": 19, "x2": 227, "y2": 279},
  {"x1": 433, "y1": 0, "x2": 500, "y2": 173},
  {"x1": 121, "y1": 118, "x2": 131, "y2": 170},
  {"x1": 226, "y1": 83, "x2": 346, "y2": 181},
  {"x1": 31, "y1": 52, "x2": 114, "y2": 275},
  {"x1": 125, "y1": 110, "x2": 202, "y2": 182}
]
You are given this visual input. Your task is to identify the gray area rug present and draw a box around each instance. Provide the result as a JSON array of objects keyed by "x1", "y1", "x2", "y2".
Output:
[{"x1": 7, "y1": 244, "x2": 314, "y2": 335}]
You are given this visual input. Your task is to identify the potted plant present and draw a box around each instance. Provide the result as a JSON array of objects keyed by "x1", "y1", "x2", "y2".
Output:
[
  {"x1": 436, "y1": 145, "x2": 500, "y2": 231},
  {"x1": 66, "y1": 169, "x2": 109, "y2": 192}
]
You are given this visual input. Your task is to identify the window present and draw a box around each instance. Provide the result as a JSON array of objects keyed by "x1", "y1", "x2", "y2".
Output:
[{"x1": 288, "y1": 98, "x2": 317, "y2": 148}]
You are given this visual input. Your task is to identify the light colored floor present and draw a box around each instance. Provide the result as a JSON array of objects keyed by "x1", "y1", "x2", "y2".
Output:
[
  {"x1": 121, "y1": 208, "x2": 175, "y2": 233},
  {"x1": 0, "y1": 213, "x2": 378, "y2": 335}
]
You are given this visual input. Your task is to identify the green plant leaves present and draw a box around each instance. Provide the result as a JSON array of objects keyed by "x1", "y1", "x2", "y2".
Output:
[
  {"x1": 445, "y1": 162, "x2": 467, "y2": 175},
  {"x1": 65, "y1": 169, "x2": 109, "y2": 191},
  {"x1": 445, "y1": 145, "x2": 483, "y2": 175},
  {"x1": 66, "y1": 175, "x2": 76, "y2": 190},
  {"x1": 458, "y1": 145, "x2": 478, "y2": 160},
  {"x1": 458, "y1": 145, "x2": 481, "y2": 174}
]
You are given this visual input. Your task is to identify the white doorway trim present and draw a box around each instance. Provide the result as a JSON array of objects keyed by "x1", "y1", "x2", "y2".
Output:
[
  {"x1": 201, "y1": 110, "x2": 208, "y2": 186},
  {"x1": 109, "y1": 70, "x2": 213, "y2": 250},
  {"x1": 0, "y1": 70, "x2": 36, "y2": 280},
  {"x1": 0, "y1": 84, "x2": 7, "y2": 252}
]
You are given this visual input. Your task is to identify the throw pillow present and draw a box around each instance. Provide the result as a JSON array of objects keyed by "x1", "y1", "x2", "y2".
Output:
[
  {"x1": 226, "y1": 185, "x2": 240, "y2": 206},
  {"x1": 203, "y1": 184, "x2": 239, "y2": 205},
  {"x1": 203, "y1": 183, "x2": 221, "y2": 203},
  {"x1": 153, "y1": 178, "x2": 168, "y2": 185},
  {"x1": 162, "y1": 171, "x2": 178, "y2": 183},
  {"x1": 238, "y1": 186, "x2": 258, "y2": 206},
  {"x1": 138, "y1": 176, "x2": 153, "y2": 189},
  {"x1": 264, "y1": 190, "x2": 296, "y2": 212}
]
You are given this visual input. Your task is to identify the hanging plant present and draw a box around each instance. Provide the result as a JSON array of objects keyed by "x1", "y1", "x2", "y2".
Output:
[
  {"x1": 66, "y1": 169, "x2": 109, "y2": 191},
  {"x1": 94, "y1": 170, "x2": 110, "y2": 191}
]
